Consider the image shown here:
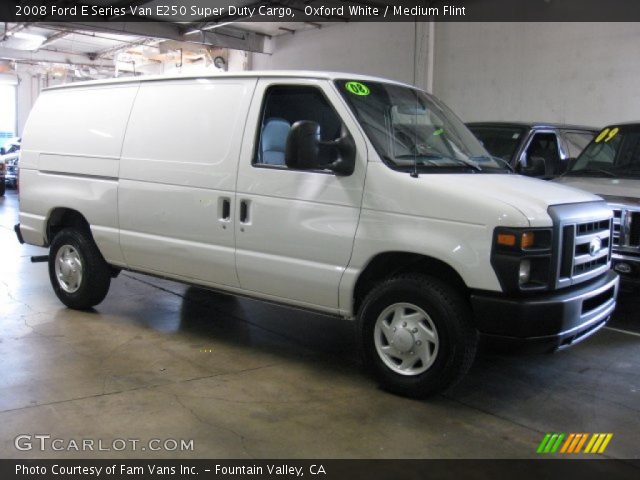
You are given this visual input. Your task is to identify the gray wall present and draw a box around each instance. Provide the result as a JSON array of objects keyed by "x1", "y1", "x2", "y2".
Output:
[
  {"x1": 434, "y1": 22, "x2": 640, "y2": 127},
  {"x1": 252, "y1": 22, "x2": 640, "y2": 128},
  {"x1": 251, "y1": 22, "x2": 432, "y2": 90}
]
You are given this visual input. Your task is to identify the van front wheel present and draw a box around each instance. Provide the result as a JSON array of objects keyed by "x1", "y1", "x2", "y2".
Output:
[
  {"x1": 358, "y1": 274, "x2": 478, "y2": 398},
  {"x1": 48, "y1": 228, "x2": 111, "y2": 310}
]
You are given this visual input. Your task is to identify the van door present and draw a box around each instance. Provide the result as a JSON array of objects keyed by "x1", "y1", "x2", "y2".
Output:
[
  {"x1": 118, "y1": 78, "x2": 256, "y2": 287},
  {"x1": 235, "y1": 78, "x2": 367, "y2": 311}
]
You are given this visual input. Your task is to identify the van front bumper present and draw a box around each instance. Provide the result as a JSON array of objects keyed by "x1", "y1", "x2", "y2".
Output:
[{"x1": 470, "y1": 270, "x2": 619, "y2": 352}]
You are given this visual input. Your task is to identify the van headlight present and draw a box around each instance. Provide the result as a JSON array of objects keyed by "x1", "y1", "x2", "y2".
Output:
[{"x1": 491, "y1": 227, "x2": 553, "y2": 292}]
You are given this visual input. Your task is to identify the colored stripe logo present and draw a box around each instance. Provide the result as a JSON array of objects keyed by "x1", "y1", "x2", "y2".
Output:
[{"x1": 537, "y1": 433, "x2": 612, "y2": 454}]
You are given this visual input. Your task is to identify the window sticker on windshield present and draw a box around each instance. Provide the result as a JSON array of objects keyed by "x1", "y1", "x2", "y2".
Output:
[
  {"x1": 512, "y1": 133, "x2": 520, "y2": 139},
  {"x1": 345, "y1": 81, "x2": 370, "y2": 96},
  {"x1": 595, "y1": 127, "x2": 619, "y2": 143},
  {"x1": 433, "y1": 128, "x2": 444, "y2": 136}
]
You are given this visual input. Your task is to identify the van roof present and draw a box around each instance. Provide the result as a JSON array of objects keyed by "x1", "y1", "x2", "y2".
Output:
[{"x1": 43, "y1": 70, "x2": 417, "y2": 91}]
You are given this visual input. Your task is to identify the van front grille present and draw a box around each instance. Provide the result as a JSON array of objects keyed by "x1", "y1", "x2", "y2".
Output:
[
  {"x1": 562, "y1": 218, "x2": 612, "y2": 281},
  {"x1": 550, "y1": 202, "x2": 613, "y2": 289}
]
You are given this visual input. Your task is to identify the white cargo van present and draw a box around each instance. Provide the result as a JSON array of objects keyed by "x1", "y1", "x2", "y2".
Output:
[{"x1": 15, "y1": 72, "x2": 619, "y2": 397}]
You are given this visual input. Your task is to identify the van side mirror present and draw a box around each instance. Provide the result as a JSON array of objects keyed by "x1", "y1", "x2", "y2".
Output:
[
  {"x1": 285, "y1": 121, "x2": 320, "y2": 170},
  {"x1": 522, "y1": 156, "x2": 547, "y2": 177},
  {"x1": 285, "y1": 120, "x2": 356, "y2": 176}
]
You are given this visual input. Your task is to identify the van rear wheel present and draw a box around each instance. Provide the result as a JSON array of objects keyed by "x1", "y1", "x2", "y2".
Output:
[
  {"x1": 48, "y1": 228, "x2": 111, "y2": 310},
  {"x1": 358, "y1": 274, "x2": 478, "y2": 398}
]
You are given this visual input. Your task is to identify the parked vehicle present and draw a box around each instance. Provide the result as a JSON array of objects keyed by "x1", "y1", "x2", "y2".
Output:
[
  {"x1": 555, "y1": 123, "x2": 640, "y2": 286},
  {"x1": 15, "y1": 72, "x2": 618, "y2": 397},
  {"x1": 5, "y1": 156, "x2": 19, "y2": 189},
  {"x1": 0, "y1": 158, "x2": 5, "y2": 196},
  {"x1": 1, "y1": 137, "x2": 21, "y2": 156},
  {"x1": 467, "y1": 122, "x2": 597, "y2": 178},
  {"x1": 1, "y1": 137, "x2": 21, "y2": 192}
]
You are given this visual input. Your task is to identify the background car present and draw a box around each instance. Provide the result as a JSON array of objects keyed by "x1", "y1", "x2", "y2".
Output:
[
  {"x1": 554, "y1": 123, "x2": 640, "y2": 287},
  {"x1": 467, "y1": 122, "x2": 597, "y2": 178},
  {"x1": 1, "y1": 137, "x2": 20, "y2": 191},
  {"x1": 0, "y1": 137, "x2": 21, "y2": 156},
  {"x1": 0, "y1": 157, "x2": 5, "y2": 196},
  {"x1": 4, "y1": 155, "x2": 18, "y2": 189}
]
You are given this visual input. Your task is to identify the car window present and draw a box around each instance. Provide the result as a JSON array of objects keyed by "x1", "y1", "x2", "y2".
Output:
[
  {"x1": 522, "y1": 132, "x2": 561, "y2": 176},
  {"x1": 254, "y1": 85, "x2": 343, "y2": 169},
  {"x1": 573, "y1": 133, "x2": 621, "y2": 169},
  {"x1": 564, "y1": 131, "x2": 595, "y2": 159},
  {"x1": 616, "y1": 131, "x2": 640, "y2": 170}
]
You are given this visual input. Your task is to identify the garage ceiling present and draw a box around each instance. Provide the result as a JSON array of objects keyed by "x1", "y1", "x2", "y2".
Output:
[{"x1": 0, "y1": 0, "x2": 392, "y2": 79}]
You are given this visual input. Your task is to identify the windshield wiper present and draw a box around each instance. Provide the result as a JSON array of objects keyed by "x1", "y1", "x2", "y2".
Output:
[
  {"x1": 395, "y1": 154, "x2": 482, "y2": 172},
  {"x1": 564, "y1": 168, "x2": 617, "y2": 178},
  {"x1": 470, "y1": 156, "x2": 514, "y2": 173},
  {"x1": 448, "y1": 157, "x2": 483, "y2": 172}
]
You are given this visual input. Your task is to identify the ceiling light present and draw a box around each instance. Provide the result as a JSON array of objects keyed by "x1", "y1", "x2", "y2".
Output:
[
  {"x1": 11, "y1": 31, "x2": 47, "y2": 50},
  {"x1": 185, "y1": 22, "x2": 236, "y2": 35}
]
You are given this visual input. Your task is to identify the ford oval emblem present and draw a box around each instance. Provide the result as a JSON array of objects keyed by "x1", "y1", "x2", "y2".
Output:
[{"x1": 589, "y1": 237, "x2": 602, "y2": 257}]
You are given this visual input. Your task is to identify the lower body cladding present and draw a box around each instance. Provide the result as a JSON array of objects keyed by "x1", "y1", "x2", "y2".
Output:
[{"x1": 471, "y1": 270, "x2": 619, "y2": 352}]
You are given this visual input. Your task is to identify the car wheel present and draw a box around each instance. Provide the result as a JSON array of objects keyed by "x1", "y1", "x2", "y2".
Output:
[
  {"x1": 48, "y1": 228, "x2": 111, "y2": 310},
  {"x1": 0, "y1": 181, "x2": 5, "y2": 196},
  {"x1": 358, "y1": 274, "x2": 478, "y2": 398}
]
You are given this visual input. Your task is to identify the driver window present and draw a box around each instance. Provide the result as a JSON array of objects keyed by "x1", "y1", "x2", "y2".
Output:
[
  {"x1": 522, "y1": 132, "x2": 561, "y2": 176},
  {"x1": 254, "y1": 85, "x2": 343, "y2": 169}
]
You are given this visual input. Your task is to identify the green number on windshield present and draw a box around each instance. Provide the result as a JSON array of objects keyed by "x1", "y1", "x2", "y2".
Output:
[{"x1": 345, "y1": 81, "x2": 370, "y2": 96}]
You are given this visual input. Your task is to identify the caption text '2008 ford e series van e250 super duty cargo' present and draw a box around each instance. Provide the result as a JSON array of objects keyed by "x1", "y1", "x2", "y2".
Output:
[{"x1": 15, "y1": 72, "x2": 619, "y2": 398}]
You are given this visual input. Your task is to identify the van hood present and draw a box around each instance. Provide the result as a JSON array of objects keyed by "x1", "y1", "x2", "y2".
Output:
[
  {"x1": 554, "y1": 176, "x2": 640, "y2": 201},
  {"x1": 364, "y1": 165, "x2": 603, "y2": 228},
  {"x1": 430, "y1": 174, "x2": 602, "y2": 226}
]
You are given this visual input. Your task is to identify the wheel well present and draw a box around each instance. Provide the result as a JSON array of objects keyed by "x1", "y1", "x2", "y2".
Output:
[
  {"x1": 46, "y1": 208, "x2": 91, "y2": 245},
  {"x1": 353, "y1": 252, "x2": 468, "y2": 314}
]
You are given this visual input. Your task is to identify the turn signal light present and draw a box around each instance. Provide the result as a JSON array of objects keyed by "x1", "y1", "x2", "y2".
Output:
[
  {"x1": 497, "y1": 233, "x2": 516, "y2": 247},
  {"x1": 521, "y1": 232, "x2": 535, "y2": 249},
  {"x1": 497, "y1": 232, "x2": 536, "y2": 249}
]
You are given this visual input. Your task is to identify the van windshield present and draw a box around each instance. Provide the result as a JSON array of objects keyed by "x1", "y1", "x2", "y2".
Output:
[
  {"x1": 335, "y1": 80, "x2": 507, "y2": 173},
  {"x1": 466, "y1": 125, "x2": 527, "y2": 162}
]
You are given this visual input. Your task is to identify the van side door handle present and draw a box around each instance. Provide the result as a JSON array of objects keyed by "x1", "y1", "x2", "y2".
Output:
[
  {"x1": 239, "y1": 199, "x2": 250, "y2": 224},
  {"x1": 219, "y1": 197, "x2": 231, "y2": 222}
]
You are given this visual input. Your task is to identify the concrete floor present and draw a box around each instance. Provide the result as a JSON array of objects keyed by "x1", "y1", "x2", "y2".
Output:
[{"x1": 0, "y1": 188, "x2": 638, "y2": 459}]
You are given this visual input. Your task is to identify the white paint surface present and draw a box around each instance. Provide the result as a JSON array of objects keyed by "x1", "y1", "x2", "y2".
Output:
[
  {"x1": 433, "y1": 22, "x2": 640, "y2": 127},
  {"x1": 252, "y1": 22, "x2": 640, "y2": 128}
]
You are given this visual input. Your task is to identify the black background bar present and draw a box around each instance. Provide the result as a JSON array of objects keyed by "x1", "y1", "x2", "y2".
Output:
[
  {"x1": 3, "y1": 0, "x2": 640, "y2": 23},
  {"x1": 2, "y1": 459, "x2": 640, "y2": 480}
]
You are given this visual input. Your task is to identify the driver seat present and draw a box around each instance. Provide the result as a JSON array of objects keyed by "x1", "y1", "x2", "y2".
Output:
[{"x1": 260, "y1": 118, "x2": 291, "y2": 165}]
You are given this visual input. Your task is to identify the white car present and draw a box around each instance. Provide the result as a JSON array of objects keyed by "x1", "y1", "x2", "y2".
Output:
[{"x1": 15, "y1": 71, "x2": 618, "y2": 397}]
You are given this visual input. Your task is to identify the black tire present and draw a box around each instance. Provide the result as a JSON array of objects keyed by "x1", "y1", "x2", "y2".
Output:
[
  {"x1": 48, "y1": 228, "x2": 111, "y2": 310},
  {"x1": 358, "y1": 274, "x2": 478, "y2": 398},
  {"x1": 0, "y1": 181, "x2": 5, "y2": 196}
]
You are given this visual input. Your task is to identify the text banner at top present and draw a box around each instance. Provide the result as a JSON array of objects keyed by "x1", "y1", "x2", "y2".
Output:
[{"x1": 2, "y1": 0, "x2": 640, "y2": 23}]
